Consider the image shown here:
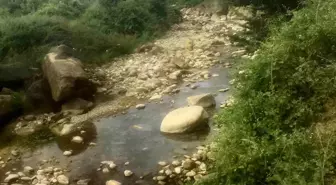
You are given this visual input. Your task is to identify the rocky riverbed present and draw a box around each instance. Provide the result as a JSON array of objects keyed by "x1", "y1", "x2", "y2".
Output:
[{"x1": 0, "y1": 5, "x2": 250, "y2": 185}]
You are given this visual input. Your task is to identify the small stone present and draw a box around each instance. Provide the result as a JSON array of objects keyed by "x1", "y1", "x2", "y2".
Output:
[
  {"x1": 63, "y1": 151, "x2": 72, "y2": 156},
  {"x1": 156, "y1": 176, "x2": 166, "y2": 181},
  {"x1": 89, "y1": 142, "x2": 97, "y2": 146},
  {"x1": 109, "y1": 163, "x2": 117, "y2": 170},
  {"x1": 24, "y1": 115, "x2": 35, "y2": 121},
  {"x1": 172, "y1": 160, "x2": 181, "y2": 166},
  {"x1": 124, "y1": 161, "x2": 130, "y2": 165},
  {"x1": 80, "y1": 130, "x2": 86, "y2": 134},
  {"x1": 194, "y1": 174, "x2": 203, "y2": 181},
  {"x1": 186, "y1": 170, "x2": 196, "y2": 177},
  {"x1": 149, "y1": 94, "x2": 162, "y2": 101},
  {"x1": 11, "y1": 150, "x2": 19, "y2": 156},
  {"x1": 32, "y1": 179, "x2": 38, "y2": 185},
  {"x1": 17, "y1": 172, "x2": 25, "y2": 177},
  {"x1": 212, "y1": 73, "x2": 219, "y2": 77},
  {"x1": 106, "y1": 180, "x2": 121, "y2": 185},
  {"x1": 136, "y1": 104, "x2": 146, "y2": 110},
  {"x1": 159, "y1": 170, "x2": 164, "y2": 174},
  {"x1": 102, "y1": 168, "x2": 110, "y2": 173},
  {"x1": 190, "y1": 84, "x2": 198, "y2": 89},
  {"x1": 215, "y1": 52, "x2": 221, "y2": 57},
  {"x1": 4, "y1": 174, "x2": 19, "y2": 182},
  {"x1": 23, "y1": 166, "x2": 34, "y2": 174},
  {"x1": 199, "y1": 163, "x2": 207, "y2": 171},
  {"x1": 36, "y1": 169, "x2": 44, "y2": 175},
  {"x1": 71, "y1": 136, "x2": 84, "y2": 143},
  {"x1": 21, "y1": 176, "x2": 31, "y2": 181},
  {"x1": 158, "y1": 161, "x2": 167, "y2": 166},
  {"x1": 174, "y1": 167, "x2": 182, "y2": 174},
  {"x1": 57, "y1": 175, "x2": 69, "y2": 185},
  {"x1": 158, "y1": 181, "x2": 166, "y2": 185},
  {"x1": 218, "y1": 88, "x2": 230, "y2": 92},
  {"x1": 124, "y1": 170, "x2": 133, "y2": 177},
  {"x1": 165, "y1": 169, "x2": 172, "y2": 176}
]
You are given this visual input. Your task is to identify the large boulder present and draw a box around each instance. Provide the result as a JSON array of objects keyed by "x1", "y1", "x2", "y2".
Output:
[
  {"x1": 160, "y1": 106, "x2": 209, "y2": 134},
  {"x1": 42, "y1": 52, "x2": 96, "y2": 102},
  {"x1": 187, "y1": 93, "x2": 216, "y2": 108}
]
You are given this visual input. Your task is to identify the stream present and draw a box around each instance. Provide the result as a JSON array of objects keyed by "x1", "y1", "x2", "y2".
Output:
[{"x1": 0, "y1": 65, "x2": 230, "y2": 185}]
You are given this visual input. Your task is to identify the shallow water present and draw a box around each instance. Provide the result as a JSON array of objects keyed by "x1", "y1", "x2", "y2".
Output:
[{"x1": 0, "y1": 66, "x2": 230, "y2": 185}]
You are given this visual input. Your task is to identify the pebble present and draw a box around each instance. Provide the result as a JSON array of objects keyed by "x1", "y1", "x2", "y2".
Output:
[
  {"x1": 172, "y1": 160, "x2": 181, "y2": 166},
  {"x1": 199, "y1": 163, "x2": 207, "y2": 171},
  {"x1": 174, "y1": 167, "x2": 182, "y2": 174},
  {"x1": 212, "y1": 73, "x2": 219, "y2": 77},
  {"x1": 63, "y1": 151, "x2": 72, "y2": 156},
  {"x1": 165, "y1": 169, "x2": 173, "y2": 176},
  {"x1": 219, "y1": 88, "x2": 230, "y2": 92},
  {"x1": 17, "y1": 172, "x2": 25, "y2": 177},
  {"x1": 124, "y1": 161, "x2": 130, "y2": 165},
  {"x1": 136, "y1": 104, "x2": 146, "y2": 110},
  {"x1": 80, "y1": 130, "x2": 86, "y2": 134},
  {"x1": 23, "y1": 166, "x2": 34, "y2": 174},
  {"x1": 89, "y1": 142, "x2": 97, "y2": 146},
  {"x1": 124, "y1": 170, "x2": 133, "y2": 177},
  {"x1": 71, "y1": 136, "x2": 84, "y2": 143},
  {"x1": 158, "y1": 161, "x2": 167, "y2": 166},
  {"x1": 158, "y1": 181, "x2": 166, "y2": 185},
  {"x1": 106, "y1": 180, "x2": 121, "y2": 185},
  {"x1": 190, "y1": 84, "x2": 198, "y2": 89},
  {"x1": 11, "y1": 150, "x2": 19, "y2": 156},
  {"x1": 57, "y1": 175, "x2": 69, "y2": 185},
  {"x1": 4, "y1": 174, "x2": 19, "y2": 182},
  {"x1": 102, "y1": 168, "x2": 110, "y2": 173},
  {"x1": 156, "y1": 176, "x2": 166, "y2": 181},
  {"x1": 186, "y1": 170, "x2": 196, "y2": 177}
]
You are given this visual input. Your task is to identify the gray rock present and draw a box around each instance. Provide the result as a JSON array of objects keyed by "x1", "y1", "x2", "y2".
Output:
[
  {"x1": 71, "y1": 136, "x2": 84, "y2": 143},
  {"x1": 57, "y1": 175, "x2": 69, "y2": 185},
  {"x1": 136, "y1": 104, "x2": 146, "y2": 110},
  {"x1": 160, "y1": 106, "x2": 209, "y2": 134},
  {"x1": 43, "y1": 52, "x2": 96, "y2": 102},
  {"x1": 4, "y1": 174, "x2": 19, "y2": 182},
  {"x1": 187, "y1": 93, "x2": 216, "y2": 108},
  {"x1": 63, "y1": 151, "x2": 72, "y2": 156},
  {"x1": 124, "y1": 170, "x2": 133, "y2": 177}
]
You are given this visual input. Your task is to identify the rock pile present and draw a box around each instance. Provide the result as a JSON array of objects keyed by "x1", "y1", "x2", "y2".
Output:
[{"x1": 153, "y1": 145, "x2": 216, "y2": 184}]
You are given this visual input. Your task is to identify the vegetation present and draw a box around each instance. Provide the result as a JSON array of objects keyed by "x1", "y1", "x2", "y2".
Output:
[
  {"x1": 0, "y1": 0, "x2": 198, "y2": 84},
  {"x1": 199, "y1": 0, "x2": 336, "y2": 184}
]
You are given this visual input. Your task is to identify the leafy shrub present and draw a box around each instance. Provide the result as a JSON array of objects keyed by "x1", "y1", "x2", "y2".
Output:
[{"x1": 200, "y1": 0, "x2": 336, "y2": 184}]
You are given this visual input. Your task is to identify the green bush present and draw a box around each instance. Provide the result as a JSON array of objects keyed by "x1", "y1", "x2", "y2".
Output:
[{"x1": 201, "y1": 0, "x2": 336, "y2": 184}]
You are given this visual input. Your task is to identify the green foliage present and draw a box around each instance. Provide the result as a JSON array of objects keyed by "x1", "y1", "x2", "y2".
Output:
[{"x1": 201, "y1": 0, "x2": 336, "y2": 184}]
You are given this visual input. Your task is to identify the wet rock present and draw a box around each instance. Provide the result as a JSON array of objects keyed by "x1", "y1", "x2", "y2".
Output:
[
  {"x1": 149, "y1": 94, "x2": 162, "y2": 101},
  {"x1": 57, "y1": 175, "x2": 69, "y2": 185},
  {"x1": 106, "y1": 180, "x2": 121, "y2": 185},
  {"x1": 165, "y1": 169, "x2": 173, "y2": 176},
  {"x1": 62, "y1": 98, "x2": 94, "y2": 115},
  {"x1": 124, "y1": 170, "x2": 133, "y2": 177},
  {"x1": 21, "y1": 176, "x2": 32, "y2": 181},
  {"x1": 183, "y1": 159, "x2": 196, "y2": 170},
  {"x1": 158, "y1": 161, "x2": 167, "y2": 166},
  {"x1": 160, "y1": 106, "x2": 209, "y2": 133},
  {"x1": 43, "y1": 52, "x2": 96, "y2": 102},
  {"x1": 218, "y1": 88, "x2": 229, "y2": 92},
  {"x1": 187, "y1": 93, "x2": 216, "y2": 108},
  {"x1": 77, "y1": 179, "x2": 91, "y2": 185},
  {"x1": 71, "y1": 136, "x2": 84, "y2": 143},
  {"x1": 4, "y1": 174, "x2": 19, "y2": 182},
  {"x1": 63, "y1": 150, "x2": 72, "y2": 156},
  {"x1": 136, "y1": 104, "x2": 146, "y2": 110},
  {"x1": 190, "y1": 84, "x2": 198, "y2": 89}
]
